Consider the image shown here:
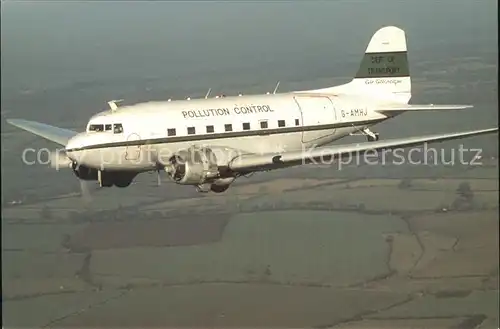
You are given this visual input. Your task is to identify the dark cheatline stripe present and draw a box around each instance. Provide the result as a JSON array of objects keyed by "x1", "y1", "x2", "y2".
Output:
[
  {"x1": 355, "y1": 51, "x2": 409, "y2": 79},
  {"x1": 65, "y1": 118, "x2": 387, "y2": 152}
]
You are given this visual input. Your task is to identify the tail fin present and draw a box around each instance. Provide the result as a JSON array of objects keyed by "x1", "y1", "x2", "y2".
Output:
[
  {"x1": 352, "y1": 26, "x2": 411, "y2": 100},
  {"x1": 306, "y1": 26, "x2": 412, "y2": 103}
]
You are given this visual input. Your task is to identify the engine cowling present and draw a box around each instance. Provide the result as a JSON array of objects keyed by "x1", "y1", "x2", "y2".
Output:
[{"x1": 167, "y1": 147, "x2": 220, "y2": 185}]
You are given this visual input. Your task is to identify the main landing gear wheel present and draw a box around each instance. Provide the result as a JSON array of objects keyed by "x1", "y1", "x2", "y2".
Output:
[
  {"x1": 114, "y1": 180, "x2": 132, "y2": 188},
  {"x1": 98, "y1": 171, "x2": 135, "y2": 188},
  {"x1": 210, "y1": 184, "x2": 230, "y2": 193}
]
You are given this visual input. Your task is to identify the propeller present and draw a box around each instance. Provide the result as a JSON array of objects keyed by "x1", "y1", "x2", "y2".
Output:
[
  {"x1": 154, "y1": 162, "x2": 177, "y2": 186},
  {"x1": 151, "y1": 151, "x2": 177, "y2": 187},
  {"x1": 49, "y1": 149, "x2": 94, "y2": 202},
  {"x1": 155, "y1": 169, "x2": 162, "y2": 186},
  {"x1": 79, "y1": 179, "x2": 93, "y2": 204},
  {"x1": 150, "y1": 166, "x2": 178, "y2": 187},
  {"x1": 167, "y1": 155, "x2": 184, "y2": 182}
]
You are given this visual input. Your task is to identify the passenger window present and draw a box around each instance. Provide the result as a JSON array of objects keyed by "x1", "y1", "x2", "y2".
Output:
[
  {"x1": 167, "y1": 128, "x2": 176, "y2": 136},
  {"x1": 206, "y1": 125, "x2": 214, "y2": 133},
  {"x1": 89, "y1": 124, "x2": 104, "y2": 132},
  {"x1": 242, "y1": 122, "x2": 250, "y2": 130},
  {"x1": 278, "y1": 120, "x2": 285, "y2": 127},
  {"x1": 225, "y1": 124, "x2": 232, "y2": 132},
  {"x1": 295, "y1": 119, "x2": 300, "y2": 126},
  {"x1": 260, "y1": 121, "x2": 268, "y2": 129},
  {"x1": 187, "y1": 127, "x2": 196, "y2": 135},
  {"x1": 113, "y1": 124, "x2": 123, "y2": 134},
  {"x1": 105, "y1": 124, "x2": 112, "y2": 131}
]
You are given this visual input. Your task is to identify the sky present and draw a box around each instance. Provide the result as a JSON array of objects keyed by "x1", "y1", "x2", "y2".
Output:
[{"x1": 1, "y1": 0, "x2": 496, "y2": 99}]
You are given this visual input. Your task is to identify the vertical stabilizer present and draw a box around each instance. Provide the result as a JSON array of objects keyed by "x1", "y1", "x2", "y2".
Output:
[
  {"x1": 353, "y1": 26, "x2": 411, "y2": 100},
  {"x1": 305, "y1": 26, "x2": 412, "y2": 103}
]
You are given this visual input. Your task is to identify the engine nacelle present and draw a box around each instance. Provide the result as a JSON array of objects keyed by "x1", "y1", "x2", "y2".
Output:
[{"x1": 168, "y1": 147, "x2": 220, "y2": 185}]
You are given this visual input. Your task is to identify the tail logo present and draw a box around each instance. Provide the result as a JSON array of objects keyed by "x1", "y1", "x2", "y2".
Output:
[
  {"x1": 357, "y1": 51, "x2": 409, "y2": 79},
  {"x1": 365, "y1": 79, "x2": 403, "y2": 86}
]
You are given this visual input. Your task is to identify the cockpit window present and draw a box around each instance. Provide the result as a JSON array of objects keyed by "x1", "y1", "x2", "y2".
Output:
[
  {"x1": 89, "y1": 124, "x2": 104, "y2": 132},
  {"x1": 88, "y1": 123, "x2": 122, "y2": 133},
  {"x1": 113, "y1": 123, "x2": 123, "y2": 134}
]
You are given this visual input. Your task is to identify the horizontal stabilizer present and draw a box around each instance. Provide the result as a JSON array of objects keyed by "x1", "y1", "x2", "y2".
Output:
[
  {"x1": 6, "y1": 119, "x2": 78, "y2": 146},
  {"x1": 376, "y1": 104, "x2": 473, "y2": 113}
]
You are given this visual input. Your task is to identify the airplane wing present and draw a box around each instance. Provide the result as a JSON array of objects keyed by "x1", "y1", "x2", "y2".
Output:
[
  {"x1": 6, "y1": 119, "x2": 78, "y2": 146},
  {"x1": 376, "y1": 104, "x2": 473, "y2": 113},
  {"x1": 228, "y1": 128, "x2": 498, "y2": 172}
]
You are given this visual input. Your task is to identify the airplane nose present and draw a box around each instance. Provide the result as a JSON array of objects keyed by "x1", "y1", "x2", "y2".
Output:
[
  {"x1": 65, "y1": 142, "x2": 77, "y2": 162},
  {"x1": 65, "y1": 134, "x2": 85, "y2": 162}
]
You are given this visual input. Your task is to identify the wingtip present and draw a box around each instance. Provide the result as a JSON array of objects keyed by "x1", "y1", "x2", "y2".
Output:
[
  {"x1": 6, "y1": 118, "x2": 19, "y2": 125},
  {"x1": 5, "y1": 118, "x2": 29, "y2": 128},
  {"x1": 472, "y1": 127, "x2": 498, "y2": 135},
  {"x1": 6, "y1": 118, "x2": 23, "y2": 123}
]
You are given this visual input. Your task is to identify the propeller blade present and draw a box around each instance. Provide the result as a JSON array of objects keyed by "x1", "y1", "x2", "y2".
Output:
[
  {"x1": 165, "y1": 164, "x2": 175, "y2": 176},
  {"x1": 79, "y1": 179, "x2": 92, "y2": 203}
]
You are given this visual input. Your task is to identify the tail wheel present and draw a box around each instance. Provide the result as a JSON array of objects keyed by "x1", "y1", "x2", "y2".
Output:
[{"x1": 367, "y1": 133, "x2": 380, "y2": 142}]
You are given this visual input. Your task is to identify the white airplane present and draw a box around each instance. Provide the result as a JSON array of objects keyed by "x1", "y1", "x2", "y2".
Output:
[{"x1": 7, "y1": 26, "x2": 498, "y2": 193}]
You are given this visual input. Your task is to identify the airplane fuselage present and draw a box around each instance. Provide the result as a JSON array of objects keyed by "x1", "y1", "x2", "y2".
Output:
[{"x1": 65, "y1": 92, "x2": 391, "y2": 171}]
